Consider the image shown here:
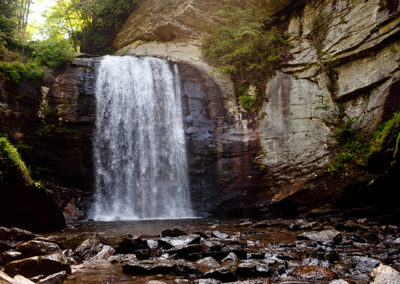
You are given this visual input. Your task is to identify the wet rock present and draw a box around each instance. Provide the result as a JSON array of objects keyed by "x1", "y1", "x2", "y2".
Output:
[
  {"x1": 134, "y1": 249, "x2": 161, "y2": 260},
  {"x1": 289, "y1": 265, "x2": 336, "y2": 281},
  {"x1": 222, "y1": 246, "x2": 247, "y2": 260},
  {"x1": 108, "y1": 254, "x2": 136, "y2": 264},
  {"x1": 302, "y1": 257, "x2": 329, "y2": 268},
  {"x1": 123, "y1": 260, "x2": 175, "y2": 275},
  {"x1": 74, "y1": 237, "x2": 115, "y2": 261},
  {"x1": 249, "y1": 252, "x2": 265, "y2": 259},
  {"x1": 371, "y1": 263, "x2": 400, "y2": 283},
  {"x1": 5, "y1": 253, "x2": 71, "y2": 278},
  {"x1": 276, "y1": 252, "x2": 299, "y2": 261},
  {"x1": 115, "y1": 236, "x2": 148, "y2": 254},
  {"x1": 201, "y1": 267, "x2": 237, "y2": 282},
  {"x1": 37, "y1": 271, "x2": 68, "y2": 284},
  {"x1": 297, "y1": 230, "x2": 341, "y2": 243},
  {"x1": 161, "y1": 234, "x2": 201, "y2": 247},
  {"x1": 212, "y1": 231, "x2": 229, "y2": 239},
  {"x1": 195, "y1": 257, "x2": 221, "y2": 273},
  {"x1": 169, "y1": 244, "x2": 203, "y2": 259},
  {"x1": 0, "y1": 241, "x2": 19, "y2": 253},
  {"x1": 0, "y1": 250, "x2": 22, "y2": 265},
  {"x1": 161, "y1": 228, "x2": 187, "y2": 237},
  {"x1": 0, "y1": 271, "x2": 35, "y2": 284},
  {"x1": 235, "y1": 262, "x2": 270, "y2": 277},
  {"x1": 0, "y1": 227, "x2": 36, "y2": 242},
  {"x1": 196, "y1": 279, "x2": 221, "y2": 284},
  {"x1": 16, "y1": 240, "x2": 62, "y2": 258},
  {"x1": 351, "y1": 255, "x2": 380, "y2": 274},
  {"x1": 146, "y1": 239, "x2": 158, "y2": 249},
  {"x1": 221, "y1": 252, "x2": 238, "y2": 263},
  {"x1": 123, "y1": 260, "x2": 199, "y2": 277},
  {"x1": 290, "y1": 219, "x2": 317, "y2": 231}
]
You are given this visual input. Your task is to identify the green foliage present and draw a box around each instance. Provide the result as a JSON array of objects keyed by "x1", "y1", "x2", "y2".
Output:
[
  {"x1": 202, "y1": 0, "x2": 289, "y2": 86},
  {"x1": 328, "y1": 112, "x2": 400, "y2": 175},
  {"x1": 31, "y1": 39, "x2": 75, "y2": 67},
  {"x1": 366, "y1": 111, "x2": 400, "y2": 166},
  {"x1": 327, "y1": 119, "x2": 364, "y2": 174},
  {"x1": 37, "y1": 122, "x2": 78, "y2": 137},
  {"x1": 239, "y1": 95, "x2": 257, "y2": 112},
  {"x1": 0, "y1": 137, "x2": 33, "y2": 185},
  {"x1": 41, "y1": 0, "x2": 140, "y2": 53},
  {"x1": 0, "y1": 60, "x2": 44, "y2": 83},
  {"x1": 0, "y1": 15, "x2": 17, "y2": 38}
]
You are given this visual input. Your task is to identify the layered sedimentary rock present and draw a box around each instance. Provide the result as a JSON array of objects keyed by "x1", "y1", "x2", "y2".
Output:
[
  {"x1": 113, "y1": 0, "x2": 400, "y2": 217},
  {"x1": 1, "y1": 0, "x2": 399, "y2": 219}
]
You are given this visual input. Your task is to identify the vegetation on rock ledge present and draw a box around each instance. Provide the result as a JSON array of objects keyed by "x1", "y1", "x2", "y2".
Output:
[
  {"x1": 328, "y1": 111, "x2": 400, "y2": 175},
  {"x1": 202, "y1": 0, "x2": 290, "y2": 112},
  {"x1": 0, "y1": 137, "x2": 33, "y2": 186}
]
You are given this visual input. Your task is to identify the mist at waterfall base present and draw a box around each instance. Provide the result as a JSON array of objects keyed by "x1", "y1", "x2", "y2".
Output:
[{"x1": 89, "y1": 56, "x2": 194, "y2": 221}]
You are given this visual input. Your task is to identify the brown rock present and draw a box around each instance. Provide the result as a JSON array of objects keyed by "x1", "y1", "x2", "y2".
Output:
[
  {"x1": 289, "y1": 265, "x2": 337, "y2": 281},
  {"x1": 5, "y1": 254, "x2": 71, "y2": 278},
  {"x1": 0, "y1": 227, "x2": 36, "y2": 242},
  {"x1": 0, "y1": 250, "x2": 22, "y2": 265},
  {"x1": 16, "y1": 239, "x2": 62, "y2": 258}
]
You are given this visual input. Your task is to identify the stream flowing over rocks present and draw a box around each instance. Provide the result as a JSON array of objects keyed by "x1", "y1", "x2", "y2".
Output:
[{"x1": 0, "y1": 218, "x2": 399, "y2": 283}]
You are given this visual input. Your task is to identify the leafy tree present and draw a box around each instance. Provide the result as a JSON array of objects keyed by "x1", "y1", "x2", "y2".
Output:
[
  {"x1": 40, "y1": 0, "x2": 140, "y2": 53},
  {"x1": 40, "y1": 0, "x2": 84, "y2": 51}
]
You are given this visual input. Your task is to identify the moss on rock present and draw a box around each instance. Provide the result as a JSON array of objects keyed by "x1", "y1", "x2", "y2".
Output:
[{"x1": 0, "y1": 137, "x2": 33, "y2": 185}]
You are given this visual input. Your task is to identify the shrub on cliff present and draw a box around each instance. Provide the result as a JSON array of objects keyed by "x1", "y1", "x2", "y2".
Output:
[
  {"x1": 328, "y1": 111, "x2": 400, "y2": 174},
  {"x1": 0, "y1": 60, "x2": 44, "y2": 83},
  {"x1": 31, "y1": 39, "x2": 75, "y2": 67}
]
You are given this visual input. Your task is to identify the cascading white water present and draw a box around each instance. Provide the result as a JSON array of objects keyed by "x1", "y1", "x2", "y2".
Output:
[{"x1": 89, "y1": 56, "x2": 193, "y2": 221}]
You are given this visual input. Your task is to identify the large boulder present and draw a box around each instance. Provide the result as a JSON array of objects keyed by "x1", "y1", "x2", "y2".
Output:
[{"x1": 5, "y1": 254, "x2": 71, "y2": 278}]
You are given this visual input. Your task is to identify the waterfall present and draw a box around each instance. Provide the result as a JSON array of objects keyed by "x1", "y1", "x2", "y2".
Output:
[{"x1": 89, "y1": 56, "x2": 193, "y2": 221}]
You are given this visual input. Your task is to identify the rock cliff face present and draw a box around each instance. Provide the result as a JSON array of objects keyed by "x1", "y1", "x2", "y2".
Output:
[
  {"x1": 113, "y1": 0, "x2": 400, "y2": 217},
  {"x1": 1, "y1": 0, "x2": 399, "y2": 219}
]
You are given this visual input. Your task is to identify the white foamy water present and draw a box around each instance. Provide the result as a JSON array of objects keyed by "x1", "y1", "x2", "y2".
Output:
[{"x1": 89, "y1": 56, "x2": 193, "y2": 221}]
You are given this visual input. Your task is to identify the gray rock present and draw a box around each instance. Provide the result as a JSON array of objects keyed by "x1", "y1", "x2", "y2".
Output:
[
  {"x1": 160, "y1": 234, "x2": 201, "y2": 247},
  {"x1": 146, "y1": 239, "x2": 158, "y2": 249},
  {"x1": 123, "y1": 260, "x2": 199, "y2": 277},
  {"x1": 195, "y1": 257, "x2": 221, "y2": 273},
  {"x1": 37, "y1": 271, "x2": 68, "y2": 284},
  {"x1": 201, "y1": 267, "x2": 237, "y2": 282},
  {"x1": 289, "y1": 265, "x2": 337, "y2": 281},
  {"x1": 351, "y1": 255, "x2": 380, "y2": 274},
  {"x1": 371, "y1": 263, "x2": 400, "y2": 284},
  {"x1": 297, "y1": 230, "x2": 341, "y2": 243},
  {"x1": 211, "y1": 231, "x2": 229, "y2": 239},
  {"x1": 74, "y1": 237, "x2": 115, "y2": 261},
  {"x1": 235, "y1": 262, "x2": 270, "y2": 277},
  {"x1": 221, "y1": 252, "x2": 238, "y2": 263},
  {"x1": 330, "y1": 280, "x2": 349, "y2": 284},
  {"x1": 196, "y1": 279, "x2": 221, "y2": 284}
]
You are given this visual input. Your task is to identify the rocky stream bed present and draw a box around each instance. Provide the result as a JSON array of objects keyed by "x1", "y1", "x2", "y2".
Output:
[{"x1": 0, "y1": 218, "x2": 399, "y2": 283}]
